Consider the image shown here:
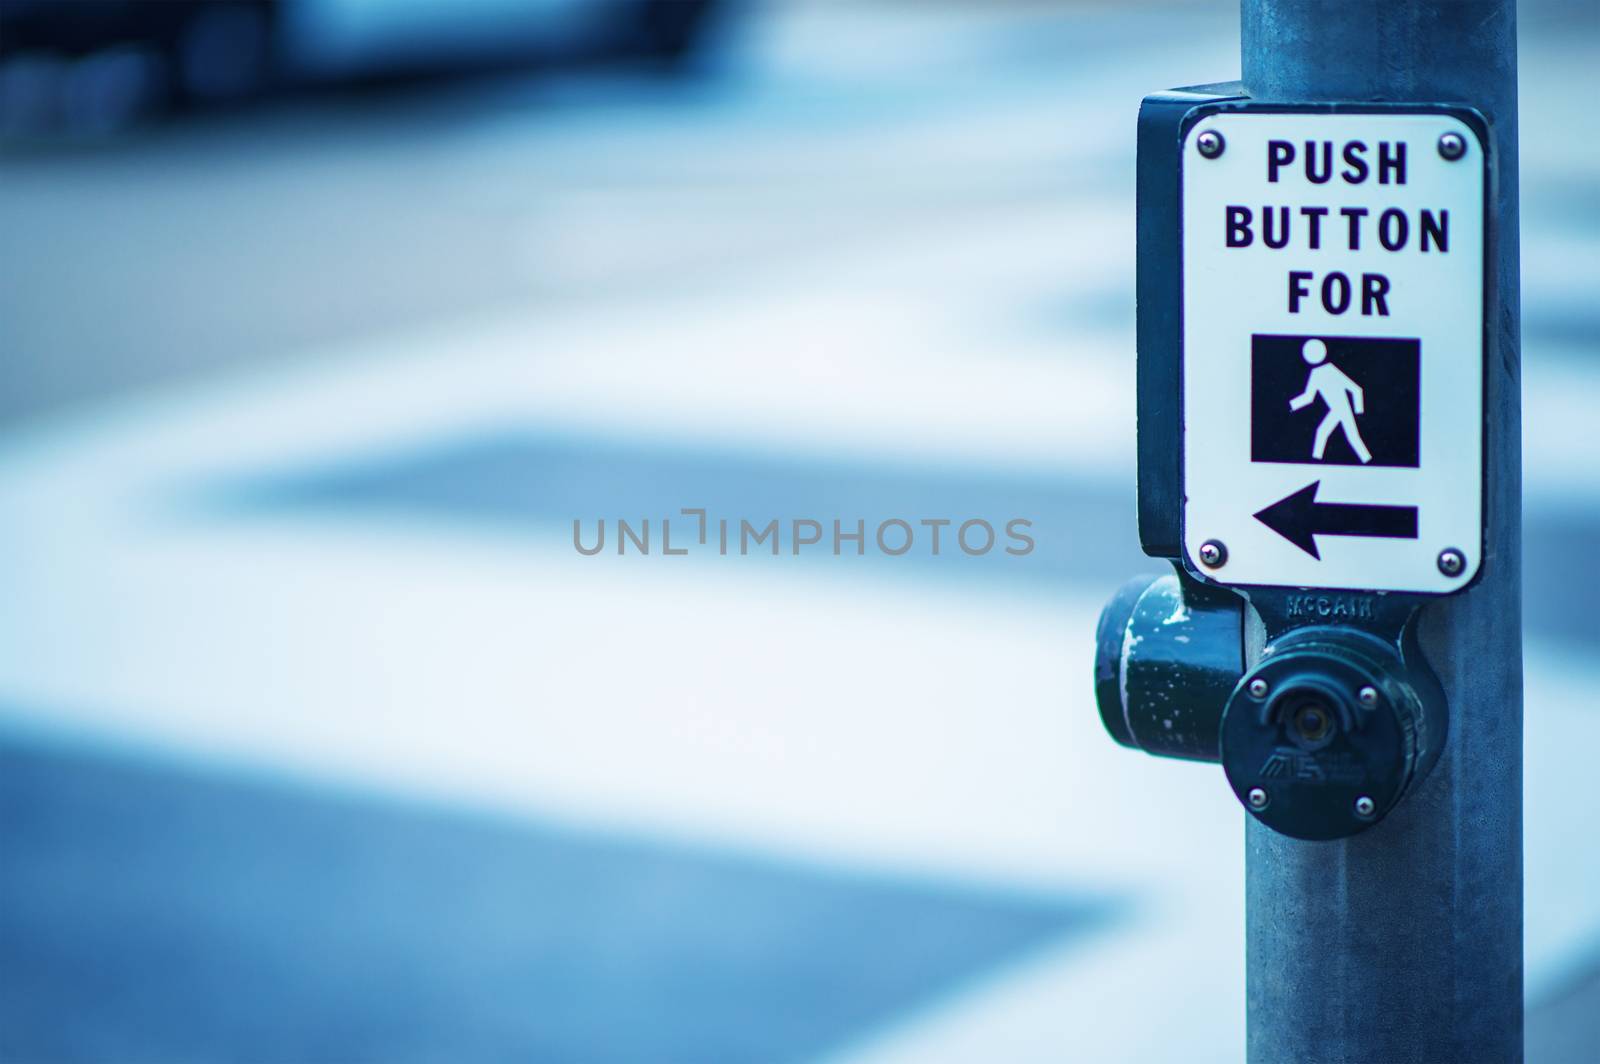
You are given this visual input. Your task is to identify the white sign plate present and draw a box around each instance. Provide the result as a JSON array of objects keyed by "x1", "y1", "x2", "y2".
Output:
[{"x1": 1182, "y1": 111, "x2": 1485, "y2": 593}]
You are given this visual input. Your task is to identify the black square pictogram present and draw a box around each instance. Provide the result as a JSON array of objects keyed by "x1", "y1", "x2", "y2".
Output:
[{"x1": 1249, "y1": 334, "x2": 1420, "y2": 469}]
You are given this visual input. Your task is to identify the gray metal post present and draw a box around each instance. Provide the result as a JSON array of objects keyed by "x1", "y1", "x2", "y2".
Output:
[{"x1": 1240, "y1": 3, "x2": 1522, "y2": 1062}]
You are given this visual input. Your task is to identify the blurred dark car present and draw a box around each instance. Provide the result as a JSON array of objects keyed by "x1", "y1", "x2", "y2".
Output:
[{"x1": 0, "y1": 0, "x2": 726, "y2": 128}]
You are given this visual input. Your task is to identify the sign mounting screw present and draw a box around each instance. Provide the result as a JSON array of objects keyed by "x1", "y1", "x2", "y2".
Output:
[
  {"x1": 1438, "y1": 132, "x2": 1466, "y2": 160},
  {"x1": 1248, "y1": 787, "x2": 1269, "y2": 810},
  {"x1": 1248, "y1": 678, "x2": 1270, "y2": 700},
  {"x1": 1358, "y1": 686, "x2": 1379, "y2": 708},
  {"x1": 1354, "y1": 795, "x2": 1377, "y2": 818},
  {"x1": 1198, "y1": 539, "x2": 1228, "y2": 568},
  {"x1": 1196, "y1": 130, "x2": 1225, "y2": 158},
  {"x1": 1437, "y1": 548, "x2": 1467, "y2": 577}
]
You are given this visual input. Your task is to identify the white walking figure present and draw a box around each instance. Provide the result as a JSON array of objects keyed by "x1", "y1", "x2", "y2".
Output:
[{"x1": 1289, "y1": 338, "x2": 1373, "y2": 463}]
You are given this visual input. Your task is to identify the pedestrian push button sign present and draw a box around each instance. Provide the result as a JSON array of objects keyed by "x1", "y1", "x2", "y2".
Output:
[{"x1": 1181, "y1": 111, "x2": 1486, "y2": 594}]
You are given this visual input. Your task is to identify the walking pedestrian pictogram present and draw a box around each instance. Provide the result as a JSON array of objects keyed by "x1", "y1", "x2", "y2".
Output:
[
  {"x1": 1290, "y1": 338, "x2": 1372, "y2": 463},
  {"x1": 1249, "y1": 334, "x2": 1420, "y2": 469}
]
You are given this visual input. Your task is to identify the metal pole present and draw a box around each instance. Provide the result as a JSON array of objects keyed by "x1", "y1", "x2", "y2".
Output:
[{"x1": 1240, "y1": 3, "x2": 1522, "y2": 1062}]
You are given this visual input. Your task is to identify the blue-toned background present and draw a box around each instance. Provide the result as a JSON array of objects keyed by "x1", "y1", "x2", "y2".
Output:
[{"x1": 1, "y1": 2, "x2": 1597, "y2": 1061}]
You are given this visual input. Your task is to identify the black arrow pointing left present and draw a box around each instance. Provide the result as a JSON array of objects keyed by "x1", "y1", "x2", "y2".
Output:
[{"x1": 1253, "y1": 481, "x2": 1419, "y2": 559}]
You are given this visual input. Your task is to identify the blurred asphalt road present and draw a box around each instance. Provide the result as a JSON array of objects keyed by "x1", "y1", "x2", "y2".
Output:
[{"x1": 2, "y1": 2, "x2": 1598, "y2": 1062}]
